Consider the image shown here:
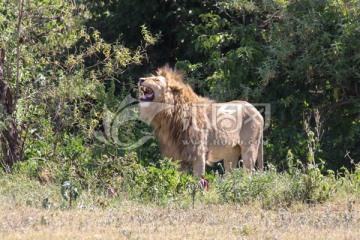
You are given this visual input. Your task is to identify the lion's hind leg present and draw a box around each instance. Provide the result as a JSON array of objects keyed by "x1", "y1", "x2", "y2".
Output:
[
  {"x1": 240, "y1": 144, "x2": 258, "y2": 172},
  {"x1": 223, "y1": 145, "x2": 241, "y2": 173}
]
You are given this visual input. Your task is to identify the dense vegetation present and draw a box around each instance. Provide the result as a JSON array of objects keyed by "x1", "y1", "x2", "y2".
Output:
[{"x1": 0, "y1": 0, "x2": 359, "y2": 206}]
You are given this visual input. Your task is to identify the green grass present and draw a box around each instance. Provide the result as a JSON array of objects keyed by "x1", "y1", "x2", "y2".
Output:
[
  {"x1": 5, "y1": 158, "x2": 360, "y2": 208},
  {"x1": 0, "y1": 174, "x2": 360, "y2": 240},
  {"x1": 1, "y1": 160, "x2": 360, "y2": 239}
]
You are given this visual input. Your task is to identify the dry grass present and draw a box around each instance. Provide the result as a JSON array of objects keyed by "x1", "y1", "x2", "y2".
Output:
[
  {"x1": 1, "y1": 173, "x2": 359, "y2": 240},
  {"x1": 1, "y1": 199, "x2": 359, "y2": 240}
]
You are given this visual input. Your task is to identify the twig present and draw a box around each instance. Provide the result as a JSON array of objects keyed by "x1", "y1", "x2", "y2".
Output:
[
  {"x1": 15, "y1": 0, "x2": 24, "y2": 106},
  {"x1": 215, "y1": 0, "x2": 241, "y2": 26},
  {"x1": 19, "y1": 124, "x2": 28, "y2": 161}
]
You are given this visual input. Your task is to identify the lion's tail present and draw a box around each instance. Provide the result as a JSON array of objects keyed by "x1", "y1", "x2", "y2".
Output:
[{"x1": 257, "y1": 131, "x2": 264, "y2": 171}]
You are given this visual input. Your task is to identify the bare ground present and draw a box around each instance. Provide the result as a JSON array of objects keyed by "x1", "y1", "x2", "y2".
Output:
[{"x1": 1, "y1": 200, "x2": 359, "y2": 240}]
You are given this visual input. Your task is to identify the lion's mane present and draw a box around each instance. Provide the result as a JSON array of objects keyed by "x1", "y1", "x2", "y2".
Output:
[{"x1": 150, "y1": 66, "x2": 211, "y2": 165}]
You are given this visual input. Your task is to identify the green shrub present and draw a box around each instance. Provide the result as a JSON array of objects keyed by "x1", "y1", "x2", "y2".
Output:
[
  {"x1": 215, "y1": 163, "x2": 337, "y2": 209},
  {"x1": 121, "y1": 157, "x2": 194, "y2": 203}
]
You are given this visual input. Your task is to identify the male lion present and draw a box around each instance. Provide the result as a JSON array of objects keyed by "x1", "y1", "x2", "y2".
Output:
[{"x1": 138, "y1": 66, "x2": 264, "y2": 177}]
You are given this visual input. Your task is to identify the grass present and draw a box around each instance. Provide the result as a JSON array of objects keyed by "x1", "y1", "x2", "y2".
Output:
[
  {"x1": 1, "y1": 199, "x2": 359, "y2": 239},
  {"x1": 0, "y1": 172, "x2": 359, "y2": 240}
]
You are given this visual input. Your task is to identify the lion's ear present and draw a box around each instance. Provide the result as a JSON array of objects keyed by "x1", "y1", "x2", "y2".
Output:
[{"x1": 170, "y1": 84, "x2": 182, "y2": 94}]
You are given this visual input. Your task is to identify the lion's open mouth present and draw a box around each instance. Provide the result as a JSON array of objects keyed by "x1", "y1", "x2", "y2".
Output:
[{"x1": 139, "y1": 85, "x2": 154, "y2": 101}]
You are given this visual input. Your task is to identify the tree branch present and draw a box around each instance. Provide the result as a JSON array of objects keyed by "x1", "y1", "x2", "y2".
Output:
[{"x1": 15, "y1": 0, "x2": 24, "y2": 106}]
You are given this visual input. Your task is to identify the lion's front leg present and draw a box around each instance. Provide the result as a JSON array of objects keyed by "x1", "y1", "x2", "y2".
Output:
[
  {"x1": 192, "y1": 154, "x2": 206, "y2": 177},
  {"x1": 191, "y1": 129, "x2": 208, "y2": 177}
]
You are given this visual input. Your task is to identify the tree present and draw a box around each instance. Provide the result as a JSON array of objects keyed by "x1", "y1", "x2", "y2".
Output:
[
  {"x1": 0, "y1": 48, "x2": 21, "y2": 172},
  {"x1": 0, "y1": 0, "x2": 149, "y2": 172}
]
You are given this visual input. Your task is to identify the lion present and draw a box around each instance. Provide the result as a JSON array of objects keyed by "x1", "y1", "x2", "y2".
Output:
[{"x1": 138, "y1": 66, "x2": 264, "y2": 177}]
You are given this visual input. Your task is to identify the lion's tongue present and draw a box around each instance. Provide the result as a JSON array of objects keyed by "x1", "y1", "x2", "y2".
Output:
[
  {"x1": 144, "y1": 93, "x2": 153, "y2": 100},
  {"x1": 140, "y1": 92, "x2": 153, "y2": 101}
]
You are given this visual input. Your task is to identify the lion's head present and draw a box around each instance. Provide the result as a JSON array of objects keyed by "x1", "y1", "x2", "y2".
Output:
[
  {"x1": 138, "y1": 66, "x2": 201, "y2": 123},
  {"x1": 138, "y1": 66, "x2": 199, "y2": 104},
  {"x1": 138, "y1": 76, "x2": 166, "y2": 102}
]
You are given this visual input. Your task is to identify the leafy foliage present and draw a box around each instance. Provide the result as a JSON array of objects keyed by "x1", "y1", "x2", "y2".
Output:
[
  {"x1": 120, "y1": 157, "x2": 195, "y2": 203},
  {"x1": 83, "y1": 0, "x2": 359, "y2": 170},
  {"x1": 61, "y1": 180, "x2": 81, "y2": 207},
  {"x1": 0, "y1": 0, "x2": 151, "y2": 171}
]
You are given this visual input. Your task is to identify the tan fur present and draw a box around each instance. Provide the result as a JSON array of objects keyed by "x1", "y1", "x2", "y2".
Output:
[{"x1": 139, "y1": 66, "x2": 264, "y2": 177}]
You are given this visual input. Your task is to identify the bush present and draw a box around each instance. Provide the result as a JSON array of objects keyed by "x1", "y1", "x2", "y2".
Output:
[
  {"x1": 215, "y1": 164, "x2": 337, "y2": 209},
  {"x1": 121, "y1": 157, "x2": 195, "y2": 203},
  {"x1": 9, "y1": 153, "x2": 360, "y2": 208}
]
